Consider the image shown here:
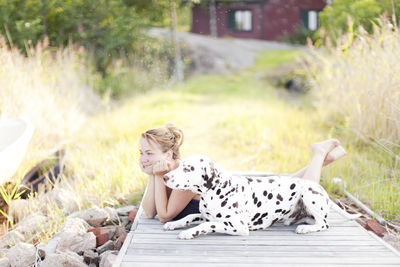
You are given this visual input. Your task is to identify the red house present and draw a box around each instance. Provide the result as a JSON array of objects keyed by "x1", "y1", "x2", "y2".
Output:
[{"x1": 191, "y1": 0, "x2": 328, "y2": 40}]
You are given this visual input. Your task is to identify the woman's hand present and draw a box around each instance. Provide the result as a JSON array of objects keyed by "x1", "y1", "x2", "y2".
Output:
[{"x1": 152, "y1": 159, "x2": 173, "y2": 177}]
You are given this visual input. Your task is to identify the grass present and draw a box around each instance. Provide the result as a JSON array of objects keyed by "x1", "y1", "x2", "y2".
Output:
[{"x1": 1, "y1": 37, "x2": 399, "y2": 246}]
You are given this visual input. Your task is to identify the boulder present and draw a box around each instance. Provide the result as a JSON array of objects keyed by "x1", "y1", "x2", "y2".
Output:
[
  {"x1": 15, "y1": 213, "x2": 47, "y2": 235},
  {"x1": 116, "y1": 205, "x2": 137, "y2": 216},
  {"x1": 61, "y1": 217, "x2": 90, "y2": 234},
  {"x1": 104, "y1": 207, "x2": 119, "y2": 224},
  {"x1": 41, "y1": 188, "x2": 79, "y2": 216},
  {"x1": 40, "y1": 250, "x2": 86, "y2": 267},
  {"x1": 57, "y1": 231, "x2": 96, "y2": 253},
  {"x1": 99, "y1": 250, "x2": 118, "y2": 267},
  {"x1": 79, "y1": 206, "x2": 109, "y2": 227},
  {"x1": 0, "y1": 257, "x2": 10, "y2": 267},
  {"x1": 83, "y1": 250, "x2": 99, "y2": 265},
  {"x1": 96, "y1": 240, "x2": 114, "y2": 254},
  {"x1": 6, "y1": 242, "x2": 36, "y2": 267},
  {"x1": 0, "y1": 230, "x2": 24, "y2": 249}
]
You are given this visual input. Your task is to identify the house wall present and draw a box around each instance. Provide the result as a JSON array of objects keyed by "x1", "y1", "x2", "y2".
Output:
[{"x1": 191, "y1": 0, "x2": 326, "y2": 41}]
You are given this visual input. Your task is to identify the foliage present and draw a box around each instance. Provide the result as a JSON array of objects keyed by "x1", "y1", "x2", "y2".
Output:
[
  {"x1": 0, "y1": 0, "x2": 172, "y2": 72},
  {"x1": 318, "y1": 0, "x2": 400, "y2": 43},
  {"x1": 303, "y1": 19, "x2": 400, "y2": 221}
]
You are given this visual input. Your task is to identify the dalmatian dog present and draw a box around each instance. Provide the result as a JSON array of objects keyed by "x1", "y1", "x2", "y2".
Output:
[{"x1": 163, "y1": 155, "x2": 359, "y2": 239}]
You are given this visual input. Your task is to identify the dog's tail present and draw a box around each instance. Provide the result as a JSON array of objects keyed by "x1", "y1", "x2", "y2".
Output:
[{"x1": 329, "y1": 199, "x2": 362, "y2": 220}]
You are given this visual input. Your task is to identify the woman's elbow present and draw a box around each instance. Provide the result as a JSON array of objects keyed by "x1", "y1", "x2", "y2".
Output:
[{"x1": 158, "y1": 215, "x2": 173, "y2": 223}]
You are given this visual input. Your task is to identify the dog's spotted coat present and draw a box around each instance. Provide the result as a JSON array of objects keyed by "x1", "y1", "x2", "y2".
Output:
[{"x1": 163, "y1": 155, "x2": 347, "y2": 239}]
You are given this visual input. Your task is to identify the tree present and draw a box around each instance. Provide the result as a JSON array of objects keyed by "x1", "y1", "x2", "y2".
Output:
[{"x1": 319, "y1": 0, "x2": 400, "y2": 42}]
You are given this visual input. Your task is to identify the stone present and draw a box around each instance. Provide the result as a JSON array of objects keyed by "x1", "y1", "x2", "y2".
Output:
[
  {"x1": 79, "y1": 206, "x2": 109, "y2": 227},
  {"x1": 128, "y1": 210, "x2": 137, "y2": 222},
  {"x1": 36, "y1": 242, "x2": 46, "y2": 259},
  {"x1": 116, "y1": 205, "x2": 137, "y2": 216},
  {"x1": 61, "y1": 217, "x2": 91, "y2": 234},
  {"x1": 96, "y1": 240, "x2": 115, "y2": 254},
  {"x1": 99, "y1": 250, "x2": 118, "y2": 267},
  {"x1": 40, "y1": 251, "x2": 87, "y2": 267},
  {"x1": 6, "y1": 242, "x2": 36, "y2": 267},
  {"x1": 8, "y1": 199, "x2": 31, "y2": 223},
  {"x1": 44, "y1": 235, "x2": 60, "y2": 255},
  {"x1": 88, "y1": 226, "x2": 118, "y2": 247},
  {"x1": 119, "y1": 215, "x2": 129, "y2": 227},
  {"x1": 0, "y1": 230, "x2": 24, "y2": 249},
  {"x1": 104, "y1": 207, "x2": 119, "y2": 224},
  {"x1": 57, "y1": 231, "x2": 96, "y2": 253},
  {"x1": 0, "y1": 257, "x2": 10, "y2": 267},
  {"x1": 0, "y1": 249, "x2": 8, "y2": 258},
  {"x1": 41, "y1": 188, "x2": 79, "y2": 216},
  {"x1": 365, "y1": 219, "x2": 387, "y2": 237},
  {"x1": 15, "y1": 213, "x2": 47, "y2": 235},
  {"x1": 83, "y1": 250, "x2": 100, "y2": 265}
]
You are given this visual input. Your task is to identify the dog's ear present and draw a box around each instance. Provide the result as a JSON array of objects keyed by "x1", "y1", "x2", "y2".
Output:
[{"x1": 201, "y1": 159, "x2": 221, "y2": 190}]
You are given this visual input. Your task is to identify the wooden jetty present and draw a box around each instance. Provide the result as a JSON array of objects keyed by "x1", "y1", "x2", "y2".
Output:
[{"x1": 114, "y1": 174, "x2": 400, "y2": 266}]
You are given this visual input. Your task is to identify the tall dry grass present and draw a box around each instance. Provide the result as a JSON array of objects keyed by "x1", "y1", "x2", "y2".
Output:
[
  {"x1": 306, "y1": 20, "x2": 400, "y2": 152},
  {"x1": 0, "y1": 36, "x2": 104, "y2": 160}
]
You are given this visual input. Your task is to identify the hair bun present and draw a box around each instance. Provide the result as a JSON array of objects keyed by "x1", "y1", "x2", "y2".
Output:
[{"x1": 165, "y1": 123, "x2": 184, "y2": 149}]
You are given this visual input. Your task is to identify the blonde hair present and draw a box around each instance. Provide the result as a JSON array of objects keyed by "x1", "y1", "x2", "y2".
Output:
[{"x1": 141, "y1": 123, "x2": 184, "y2": 159}]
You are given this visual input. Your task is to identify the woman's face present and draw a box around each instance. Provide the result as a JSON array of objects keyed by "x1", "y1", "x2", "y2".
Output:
[{"x1": 139, "y1": 138, "x2": 170, "y2": 175}]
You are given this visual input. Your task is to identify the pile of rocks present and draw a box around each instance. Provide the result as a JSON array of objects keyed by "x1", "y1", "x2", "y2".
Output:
[{"x1": 0, "y1": 204, "x2": 138, "y2": 267}]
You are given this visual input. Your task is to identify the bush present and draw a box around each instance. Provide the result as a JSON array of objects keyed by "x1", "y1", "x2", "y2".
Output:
[{"x1": 305, "y1": 18, "x2": 400, "y2": 151}]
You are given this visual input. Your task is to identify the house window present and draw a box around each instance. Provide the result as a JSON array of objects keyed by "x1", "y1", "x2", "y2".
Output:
[
  {"x1": 228, "y1": 10, "x2": 252, "y2": 31},
  {"x1": 300, "y1": 10, "x2": 320, "y2": 31}
]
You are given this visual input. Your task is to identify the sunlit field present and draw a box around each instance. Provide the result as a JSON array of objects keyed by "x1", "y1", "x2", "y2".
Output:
[{"x1": 1, "y1": 37, "x2": 399, "y2": 244}]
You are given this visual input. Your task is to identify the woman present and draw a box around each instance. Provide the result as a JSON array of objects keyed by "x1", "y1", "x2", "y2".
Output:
[{"x1": 140, "y1": 123, "x2": 346, "y2": 223}]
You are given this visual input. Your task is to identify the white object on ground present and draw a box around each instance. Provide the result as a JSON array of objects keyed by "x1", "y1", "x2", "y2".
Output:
[{"x1": 0, "y1": 118, "x2": 34, "y2": 184}]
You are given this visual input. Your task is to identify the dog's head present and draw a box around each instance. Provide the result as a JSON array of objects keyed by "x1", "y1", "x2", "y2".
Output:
[{"x1": 163, "y1": 155, "x2": 223, "y2": 194}]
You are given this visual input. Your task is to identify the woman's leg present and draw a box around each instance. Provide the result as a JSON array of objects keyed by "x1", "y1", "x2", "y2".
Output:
[{"x1": 292, "y1": 139, "x2": 340, "y2": 183}]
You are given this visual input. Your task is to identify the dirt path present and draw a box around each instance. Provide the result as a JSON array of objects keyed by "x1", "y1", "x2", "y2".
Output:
[{"x1": 149, "y1": 28, "x2": 303, "y2": 76}]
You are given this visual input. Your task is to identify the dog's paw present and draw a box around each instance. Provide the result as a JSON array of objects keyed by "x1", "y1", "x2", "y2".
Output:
[
  {"x1": 163, "y1": 222, "x2": 178, "y2": 231},
  {"x1": 178, "y1": 229, "x2": 195, "y2": 239},
  {"x1": 295, "y1": 224, "x2": 320, "y2": 234}
]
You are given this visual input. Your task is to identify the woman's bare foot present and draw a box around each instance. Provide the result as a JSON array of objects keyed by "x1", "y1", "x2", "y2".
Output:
[
  {"x1": 311, "y1": 139, "x2": 340, "y2": 158},
  {"x1": 323, "y1": 145, "x2": 347, "y2": 166}
]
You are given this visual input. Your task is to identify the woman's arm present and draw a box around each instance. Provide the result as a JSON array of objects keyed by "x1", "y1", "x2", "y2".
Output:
[
  {"x1": 141, "y1": 175, "x2": 157, "y2": 218},
  {"x1": 153, "y1": 174, "x2": 196, "y2": 223}
]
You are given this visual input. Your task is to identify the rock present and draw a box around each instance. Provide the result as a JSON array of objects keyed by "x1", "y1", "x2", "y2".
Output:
[
  {"x1": 79, "y1": 206, "x2": 109, "y2": 227},
  {"x1": 0, "y1": 230, "x2": 24, "y2": 249},
  {"x1": 88, "y1": 226, "x2": 118, "y2": 247},
  {"x1": 0, "y1": 257, "x2": 10, "y2": 267},
  {"x1": 15, "y1": 213, "x2": 47, "y2": 235},
  {"x1": 41, "y1": 188, "x2": 79, "y2": 216},
  {"x1": 96, "y1": 240, "x2": 115, "y2": 254},
  {"x1": 6, "y1": 242, "x2": 36, "y2": 267},
  {"x1": 104, "y1": 207, "x2": 119, "y2": 224},
  {"x1": 99, "y1": 250, "x2": 118, "y2": 267},
  {"x1": 365, "y1": 219, "x2": 387, "y2": 237},
  {"x1": 128, "y1": 210, "x2": 137, "y2": 222},
  {"x1": 0, "y1": 249, "x2": 8, "y2": 258},
  {"x1": 44, "y1": 235, "x2": 61, "y2": 255},
  {"x1": 61, "y1": 217, "x2": 91, "y2": 234},
  {"x1": 57, "y1": 231, "x2": 96, "y2": 253},
  {"x1": 8, "y1": 199, "x2": 31, "y2": 223},
  {"x1": 116, "y1": 205, "x2": 137, "y2": 216},
  {"x1": 41, "y1": 251, "x2": 86, "y2": 267},
  {"x1": 36, "y1": 243, "x2": 46, "y2": 259},
  {"x1": 83, "y1": 250, "x2": 100, "y2": 265},
  {"x1": 119, "y1": 215, "x2": 129, "y2": 227}
]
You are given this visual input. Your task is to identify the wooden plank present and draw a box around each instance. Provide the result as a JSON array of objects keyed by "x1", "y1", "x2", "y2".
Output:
[
  {"x1": 115, "y1": 174, "x2": 400, "y2": 267},
  {"x1": 121, "y1": 264, "x2": 400, "y2": 267},
  {"x1": 127, "y1": 243, "x2": 391, "y2": 252},
  {"x1": 126, "y1": 248, "x2": 396, "y2": 257},
  {"x1": 121, "y1": 254, "x2": 400, "y2": 265}
]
